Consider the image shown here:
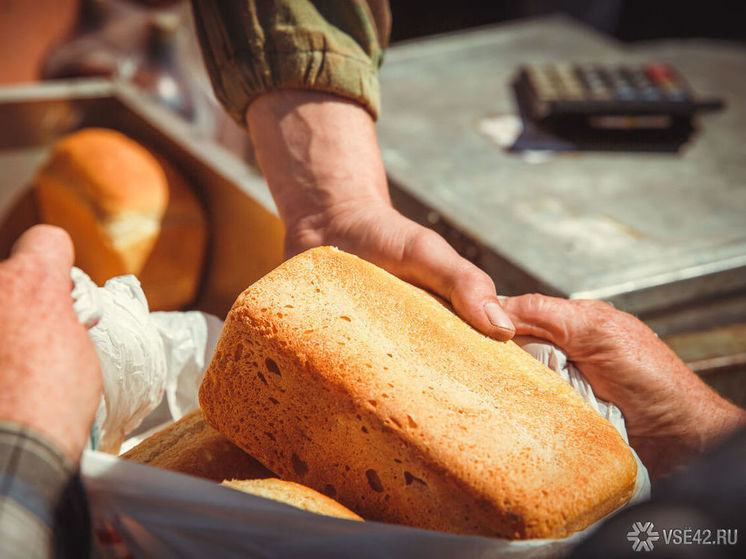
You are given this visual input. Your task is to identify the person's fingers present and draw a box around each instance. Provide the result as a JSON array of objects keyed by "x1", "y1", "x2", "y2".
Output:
[
  {"x1": 9, "y1": 225, "x2": 74, "y2": 281},
  {"x1": 400, "y1": 228, "x2": 515, "y2": 341},
  {"x1": 500, "y1": 294, "x2": 577, "y2": 348}
]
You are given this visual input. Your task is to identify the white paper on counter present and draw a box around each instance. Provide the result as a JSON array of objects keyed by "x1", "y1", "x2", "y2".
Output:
[{"x1": 82, "y1": 336, "x2": 650, "y2": 559}]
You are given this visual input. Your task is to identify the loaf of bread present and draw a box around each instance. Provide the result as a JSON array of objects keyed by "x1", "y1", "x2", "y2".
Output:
[
  {"x1": 34, "y1": 128, "x2": 168, "y2": 285},
  {"x1": 222, "y1": 478, "x2": 363, "y2": 521},
  {"x1": 199, "y1": 247, "x2": 637, "y2": 539},
  {"x1": 122, "y1": 409, "x2": 272, "y2": 482},
  {"x1": 123, "y1": 410, "x2": 362, "y2": 520},
  {"x1": 33, "y1": 127, "x2": 207, "y2": 310}
]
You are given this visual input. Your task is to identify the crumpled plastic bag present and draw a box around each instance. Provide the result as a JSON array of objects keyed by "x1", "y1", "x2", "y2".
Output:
[
  {"x1": 150, "y1": 310, "x2": 223, "y2": 421},
  {"x1": 81, "y1": 333, "x2": 650, "y2": 559},
  {"x1": 71, "y1": 267, "x2": 222, "y2": 454}
]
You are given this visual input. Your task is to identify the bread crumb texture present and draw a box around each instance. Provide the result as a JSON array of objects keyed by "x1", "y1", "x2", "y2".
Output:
[{"x1": 199, "y1": 247, "x2": 637, "y2": 539}]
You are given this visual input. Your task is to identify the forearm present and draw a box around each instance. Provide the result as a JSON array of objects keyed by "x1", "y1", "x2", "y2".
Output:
[
  {"x1": 681, "y1": 392, "x2": 746, "y2": 461},
  {"x1": 618, "y1": 355, "x2": 746, "y2": 479},
  {"x1": 246, "y1": 89, "x2": 391, "y2": 231},
  {"x1": 0, "y1": 422, "x2": 92, "y2": 558}
]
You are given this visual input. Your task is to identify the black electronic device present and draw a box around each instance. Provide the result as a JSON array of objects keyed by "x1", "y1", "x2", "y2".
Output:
[
  {"x1": 516, "y1": 63, "x2": 723, "y2": 126},
  {"x1": 511, "y1": 63, "x2": 724, "y2": 152}
]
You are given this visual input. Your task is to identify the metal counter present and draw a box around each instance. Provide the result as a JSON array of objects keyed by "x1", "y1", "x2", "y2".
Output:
[{"x1": 378, "y1": 16, "x2": 746, "y2": 337}]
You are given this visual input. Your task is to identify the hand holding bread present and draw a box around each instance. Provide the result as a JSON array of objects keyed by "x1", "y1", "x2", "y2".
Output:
[
  {"x1": 502, "y1": 294, "x2": 746, "y2": 480},
  {"x1": 246, "y1": 90, "x2": 515, "y2": 342}
]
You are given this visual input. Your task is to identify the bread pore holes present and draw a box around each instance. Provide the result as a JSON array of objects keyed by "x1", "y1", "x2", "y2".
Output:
[
  {"x1": 291, "y1": 453, "x2": 309, "y2": 477},
  {"x1": 366, "y1": 469, "x2": 384, "y2": 492},
  {"x1": 404, "y1": 471, "x2": 428, "y2": 487},
  {"x1": 265, "y1": 358, "x2": 281, "y2": 376}
]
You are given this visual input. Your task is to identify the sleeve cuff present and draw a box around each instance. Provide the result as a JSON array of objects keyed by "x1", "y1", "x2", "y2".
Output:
[
  {"x1": 214, "y1": 48, "x2": 382, "y2": 124},
  {"x1": 0, "y1": 422, "x2": 92, "y2": 558}
]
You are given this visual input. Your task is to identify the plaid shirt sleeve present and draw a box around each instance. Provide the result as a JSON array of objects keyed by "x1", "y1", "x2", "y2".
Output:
[
  {"x1": 190, "y1": 0, "x2": 391, "y2": 123},
  {"x1": 0, "y1": 422, "x2": 93, "y2": 559}
]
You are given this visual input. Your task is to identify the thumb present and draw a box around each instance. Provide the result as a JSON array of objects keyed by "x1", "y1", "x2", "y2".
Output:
[
  {"x1": 400, "y1": 229, "x2": 515, "y2": 341},
  {"x1": 10, "y1": 225, "x2": 75, "y2": 282},
  {"x1": 500, "y1": 294, "x2": 578, "y2": 348}
]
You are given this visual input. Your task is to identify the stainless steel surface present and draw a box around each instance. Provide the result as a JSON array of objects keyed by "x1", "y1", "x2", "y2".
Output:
[
  {"x1": 378, "y1": 16, "x2": 746, "y2": 335},
  {"x1": 0, "y1": 79, "x2": 283, "y2": 318}
]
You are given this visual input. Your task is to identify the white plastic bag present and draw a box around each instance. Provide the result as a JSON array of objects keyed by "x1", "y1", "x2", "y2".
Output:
[
  {"x1": 81, "y1": 336, "x2": 650, "y2": 559},
  {"x1": 71, "y1": 268, "x2": 222, "y2": 454},
  {"x1": 150, "y1": 310, "x2": 224, "y2": 421}
]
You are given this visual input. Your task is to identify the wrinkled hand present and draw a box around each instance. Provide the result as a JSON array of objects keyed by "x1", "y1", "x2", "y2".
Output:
[
  {"x1": 247, "y1": 89, "x2": 514, "y2": 341},
  {"x1": 0, "y1": 225, "x2": 101, "y2": 462},
  {"x1": 502, "y1": 294, "x2": 746, "y2": 480}
]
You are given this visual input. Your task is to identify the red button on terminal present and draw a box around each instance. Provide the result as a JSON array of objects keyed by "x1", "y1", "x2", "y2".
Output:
[{"x1": 645, "y1": 63, "x2": 673, "y2": 83}]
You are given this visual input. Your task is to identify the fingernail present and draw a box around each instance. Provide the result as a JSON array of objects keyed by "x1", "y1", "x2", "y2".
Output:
[{"x1": 483, "y1": 301, "x2": 514, "y2": 332}]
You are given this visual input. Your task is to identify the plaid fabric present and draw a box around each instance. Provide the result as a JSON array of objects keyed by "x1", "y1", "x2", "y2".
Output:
[
  {"x1": 190, "y1": 0, "x2": 391, "y2": 123},
  {"x1": 0, "y1": 422, "x2": 93, "y2": 558}
]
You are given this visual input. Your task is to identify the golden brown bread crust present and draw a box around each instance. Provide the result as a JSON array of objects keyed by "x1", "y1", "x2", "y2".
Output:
[
  {"x1": 221, "y1": 478, "x2": 363, "y2": 521},
  {"x1": 37, "y1": 128, "x2": 168, "y2": 215},
  {"x1": 122, "y1": 409, "x2": 273, "y2": 482},
  {"x1": 199, "y1": 247, "x2": 637, "y2": 539},
  {"x1": 138, "y1": 156, "x2": 208, "y2": 310},
  {"x1": 33, "y1": 127, "x2": 169, "y2": 284}
]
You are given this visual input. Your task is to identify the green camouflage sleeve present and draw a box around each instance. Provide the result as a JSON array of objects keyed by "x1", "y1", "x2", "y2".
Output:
[{"x1": 190, "y1": 1, "x2": 391, "y2": 123}]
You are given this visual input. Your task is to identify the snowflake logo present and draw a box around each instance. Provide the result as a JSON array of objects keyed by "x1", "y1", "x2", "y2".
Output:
[{"x1": 627, "y1": 521, "x2": 660, "y2": 552}]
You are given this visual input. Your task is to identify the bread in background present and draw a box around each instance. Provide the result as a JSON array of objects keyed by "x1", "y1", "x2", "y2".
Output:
[
  {"x1": 33, "y1": 127, "x2": 207, "y2": 310},
  {"x1": 138, "y1": 155, "x2": 208, "y2": 310},
  {"x1": 122, "y1": 409, "x2": 272, "y2": 482},
  {"x1": 199, "y1": 247, "x2": 637, "y2": 539},
  {"x1": 34, "y1": 127, "x2": 168, "y2": 283},
  {"x1": 222, "y1": 478, "x2": 363, "y2": 521}
]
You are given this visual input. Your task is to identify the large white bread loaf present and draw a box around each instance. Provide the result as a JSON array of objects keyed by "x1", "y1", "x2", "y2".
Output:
[{"x1": 199, "y1": 247, "x2": 637, "y2": 539}]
